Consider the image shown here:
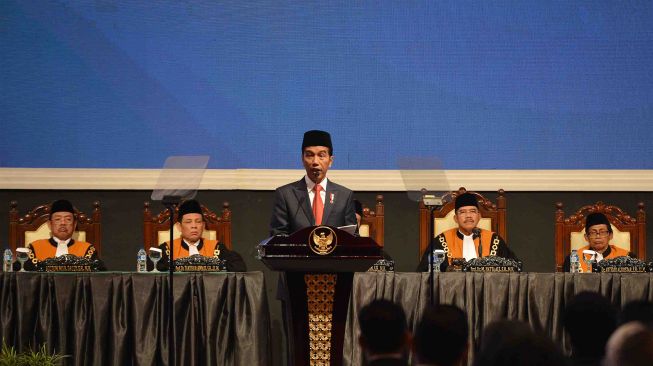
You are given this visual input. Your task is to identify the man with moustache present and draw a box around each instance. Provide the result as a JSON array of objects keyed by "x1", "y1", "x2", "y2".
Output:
[
  {"x1": 269, "y1": 130, "x2": 357, "y2": 236},
  {"x1": 563, "y1": 212, "x2": 631, "y2": 272},
  {"x1": 154, "y1": 199, "x2": 246, "y2": 272},
  {"x1": 416, "y1": 192, "x2": 517, "y2": 271},
  {"x1": 22, "y1": 199, "x2": 99, "y2": 271}
]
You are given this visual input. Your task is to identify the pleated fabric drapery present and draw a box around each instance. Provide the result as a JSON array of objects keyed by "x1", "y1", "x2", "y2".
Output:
[
  {"x1": 343, "y1": 272, "x2": 653, "y2": 366},
  {"x1": 0, "y1": 272, "x2": 271, "y2": 366}
]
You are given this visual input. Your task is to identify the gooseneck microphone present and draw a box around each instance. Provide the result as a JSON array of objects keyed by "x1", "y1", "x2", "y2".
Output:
[{"x1": 472, "y1": 228, "x2": 482, "y2": 257}]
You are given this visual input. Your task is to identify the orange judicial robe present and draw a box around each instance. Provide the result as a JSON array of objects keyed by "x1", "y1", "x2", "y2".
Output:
[
  {"x1": 27, "y1": 238, "x2": 96, "y2": 265},
  {"x1": 438, "y1": 228, "x2": 496, "y2": 263},
  {"x1": 418, "y1": 228, "x2": 516, "y2": 271},
  {"x1": 154, "y1": 238, "x2": 246, "y2": 272},
  {"x1": 577, "y1": 244, "x2": 630, "y2": 273},
  {"x1": 160, "y1": 238, "x2": 221, "y2": 259}
]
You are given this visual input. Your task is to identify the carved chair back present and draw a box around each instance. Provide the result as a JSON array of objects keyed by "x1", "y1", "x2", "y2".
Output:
[
  {"x1": 418, "y1": 187, "x2": 506, "y2": 258},
  {"x1": 9, "y1": 201, "x2": 102, "y2": 256},
  {"x1": 554, "y1": 201, "x2": 646, "y2": 271},
  {"x1": 359, "y1": 195, "x2": 385, "y2": 247},
  {"x1": 143, "y1": 201, "x2": 232, "y2": 250}
]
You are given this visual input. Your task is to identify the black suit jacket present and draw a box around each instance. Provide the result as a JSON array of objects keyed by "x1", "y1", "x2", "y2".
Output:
[{"x1": 269, "y1": 177, "x2": 356, "y2": 236}]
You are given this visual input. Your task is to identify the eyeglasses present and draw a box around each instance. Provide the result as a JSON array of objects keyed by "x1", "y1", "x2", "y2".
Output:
[{"x1": 587, "y1": 231, "x2": 610, "y2": 238}]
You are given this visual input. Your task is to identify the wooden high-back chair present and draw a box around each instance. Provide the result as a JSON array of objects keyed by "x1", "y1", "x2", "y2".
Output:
[
  {"x1": 359, "y1": 195, "x2": 385, "y2": 247},
  {"x1": 143, "y1": 201, "x2": 232, "y2": 250},
  {"x1": 418, "y1": 187, "x2": 506, "y2": 258},
  {"x1": 9, "y1": 200, "x2": 102, "y2": 256},
  {"x1": 554, "y1": 201, "x2": 646, "y2": 272}
]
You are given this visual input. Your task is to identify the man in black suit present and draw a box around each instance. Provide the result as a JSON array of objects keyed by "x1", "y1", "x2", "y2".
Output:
[{"x1": 269, "y1": 130, "x2": 356, "y2": 236}]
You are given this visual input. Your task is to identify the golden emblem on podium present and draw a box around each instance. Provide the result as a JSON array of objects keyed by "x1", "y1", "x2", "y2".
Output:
[{"x1": 308, "y1": 226, "x2": 337, "y2": 255}]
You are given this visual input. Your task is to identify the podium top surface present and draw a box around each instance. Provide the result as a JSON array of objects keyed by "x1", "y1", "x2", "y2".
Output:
[{"x1": 257, "y1": 226, "x2": 383, "y2": 272}]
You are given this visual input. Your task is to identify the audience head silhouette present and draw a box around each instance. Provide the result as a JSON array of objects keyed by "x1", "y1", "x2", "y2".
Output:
[
  {"x1": 358, "y1": 299, "x2": 410, "y2": 365},
  {"x1": 603, "y1": 321, "x2": 653, "y2": 366},
  {"x1": 619, "y1": 300, "x2": 653, "y2": 329},
  {"x1": 414, "y1": 304, "x2": 468, "y2": 366},
  {"x1": 563, "y1": 291, "x2": 616, "y2": 365},
  {"x1": 474, "y1": 320, "x2": 567, "y2": 366}
]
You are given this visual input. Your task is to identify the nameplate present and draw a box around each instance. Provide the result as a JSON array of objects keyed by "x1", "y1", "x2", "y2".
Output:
[
  {"x1": 595, "y1": 256, "x2": 653, "y2": 273},
  {"x1": 37, "y1": 255, "x2": 103, "y2": 272},
  {"x1": 463, "y1": 256, "x2": 523, "y2": 273},
  {"x1": 448, "y1": 258, "x2": 466, "y2": 272},
  {"x1": 173, "y1": 255, "x2": 226, "y2": 272},
  {"x1": 368, "y1": 259, "x2": 395, "y2": 272}
]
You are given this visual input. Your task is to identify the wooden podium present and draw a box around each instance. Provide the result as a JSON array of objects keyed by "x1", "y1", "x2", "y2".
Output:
[{"x1": 258, "y1": 226, "x2": 382, "y2": 366}]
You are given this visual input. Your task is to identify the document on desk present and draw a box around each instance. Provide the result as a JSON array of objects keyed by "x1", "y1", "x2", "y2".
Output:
[{"x1": 337, "y1": 225, "x2": 357, "y2": 235}]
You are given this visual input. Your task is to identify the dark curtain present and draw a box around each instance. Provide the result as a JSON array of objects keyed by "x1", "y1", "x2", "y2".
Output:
[
  {"x1": 342, "y1": 272, "x2": 653, "y2": 366},
  {"x1": 0, "y1": 272, "x2": 271, "y2": 366}
]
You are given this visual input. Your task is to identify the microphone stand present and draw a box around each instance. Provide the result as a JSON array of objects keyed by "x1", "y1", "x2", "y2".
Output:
[
  {"x1": 162, "y1": 195, "x2": 181, "y2": 366},
  {"x1": 422, "y1": 193, "x2": 443, "y2": 307},
  {"x1": 428, "y1": 205, "x2": 436, "y2": 306},
  {"x1": 473, "y1": 228, "x2": 482, "y2": 258}
]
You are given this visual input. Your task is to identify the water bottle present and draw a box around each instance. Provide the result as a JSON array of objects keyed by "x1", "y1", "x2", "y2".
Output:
[
  {"x1": 137, "y1": 248, "x2": 147, "y2": 272},
  {"x1": 570, "y1": 249, "x2": 579, "y2": 273},
  {"x1": 3, "y1": 249, "x2": 13, "y2": 272}
]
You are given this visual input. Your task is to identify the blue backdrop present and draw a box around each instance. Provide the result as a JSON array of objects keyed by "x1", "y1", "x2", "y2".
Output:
[{"x1": 2, "y1": 1, "x2": 652, "y2": 169}]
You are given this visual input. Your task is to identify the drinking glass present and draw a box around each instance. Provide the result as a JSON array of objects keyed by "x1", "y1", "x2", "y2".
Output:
[
  {"x1": 16, "y1": 248, "x2": 29, "y2": 272},
  {"x1": 582, "y1": 250, "x2": 597, "y2": 273},
  {"x1": 149, "y1": 247, "x2": 162, "y2": 273}
]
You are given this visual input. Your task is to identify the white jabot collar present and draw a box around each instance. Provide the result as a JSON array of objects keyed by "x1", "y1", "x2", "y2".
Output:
[
  {"x1": 186, "y1": 239, "x2": 201, "y2": 256},
  {"x1": 460, "y1": 231, "x2": 477, "y2": 261},
  {"x1": 54, "y1": 237, "x2": 71, "y2": 257}
]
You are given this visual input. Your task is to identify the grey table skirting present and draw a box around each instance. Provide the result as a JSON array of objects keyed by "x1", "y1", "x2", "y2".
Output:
[
  {"x1": 0, "y1": 272, "x2": 271, "y2": 366},
  {"x1": 343, "y1": 272, "x2": 653, "y2": 366}
]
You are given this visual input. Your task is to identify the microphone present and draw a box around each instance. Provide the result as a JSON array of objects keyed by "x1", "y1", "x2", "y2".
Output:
[{"x1": 472, "y1": 228, "x2": 482, "y2": 257}]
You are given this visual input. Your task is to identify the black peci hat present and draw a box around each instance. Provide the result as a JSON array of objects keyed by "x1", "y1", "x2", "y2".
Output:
[
  {"x1": 585, "y1": 213, "x2": 612, "y2": 233},
  {"x1": 50, "y1": 199, "x2": 75, "y2": 218},
  {"x1": 178, "y1": 199, "x2": 203, "y2": 222},
  {"x1": 302, "y1": 130, "x2": 333, "y2": 154},
  {"x1": 455, "y1": 193, "x2": 479, "y2": 211}
]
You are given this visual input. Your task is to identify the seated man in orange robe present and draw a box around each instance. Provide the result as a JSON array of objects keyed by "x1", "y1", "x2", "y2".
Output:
[
  {"x1": 416, "y1": 192, "x2": 518, "y2": 271},
  {"x1": 153, "y1": 199, "x2": 246, "y2": 272},
  {"x1": 23, "y1": 199, "x2": 98, "y2": 271},
  {"x1": 563, "y1": 212, "x2": 632, "y2": 272}
]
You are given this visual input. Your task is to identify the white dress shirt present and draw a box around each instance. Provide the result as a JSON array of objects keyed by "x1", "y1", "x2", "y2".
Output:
[{"x1": 305, "y1": 176, "x2": 328, "y2": 208}]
